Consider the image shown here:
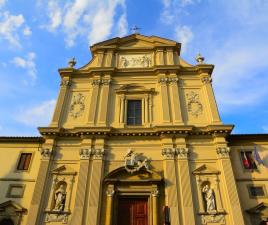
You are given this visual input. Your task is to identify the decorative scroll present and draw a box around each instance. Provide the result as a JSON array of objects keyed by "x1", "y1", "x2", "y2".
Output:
[
  {"x1": 124, "y1": 148, "x2": 151, "y2": 173},
  {"x1": 69, "y1": 93, "x2": 85, "y2": 118},
  {"x1": 186, "y1": 91, "x2": 203, "y2": 117},
  {"x1": 119, "y1": 54, "x2": 152, "y2": 68}
]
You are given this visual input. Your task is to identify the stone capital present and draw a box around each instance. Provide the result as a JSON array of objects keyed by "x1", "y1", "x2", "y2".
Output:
[
  {"x1": 162, "y1": 148, "x2": 176, "y2": 159},
  {"x1": 40, "y1": 148, "x2": 53, "y2": 160},
  {"x1": 93, "y1": 148, "x2": 105, "y2": 160},
  {"x1": 176, "y1": 147, "x2": 189, "y2": 159},
  {"x1": 158, "y1": 77, "x2": 168, "y2": 85},
  {"x1": 79, "y1": 148, "x2": 92, "y2": 160},
  {"x1": 106, "y1": 189, "x2": 115, "y2": 197},
  {"x1": 201, "y1": 76, "x2": 212, "y2": 84},
  {"x1": 216, "y1": 147, "x2": 230, "y2": 159},
  {"x1": 60, "y1": 80, "x2": 71, "y2": 87},
  {"x1": 151, "y1": 189, "x2": 159, "y2": 197}
]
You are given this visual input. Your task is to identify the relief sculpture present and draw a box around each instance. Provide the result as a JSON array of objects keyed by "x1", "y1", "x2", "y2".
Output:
[{"x1": 119, "y1": 54, "x2": 152, "y2": 68}]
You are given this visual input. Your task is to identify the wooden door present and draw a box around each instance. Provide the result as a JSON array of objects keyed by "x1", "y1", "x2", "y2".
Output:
[{"x1": 118, "y1": 198, "x2": 148, "y2": 225}]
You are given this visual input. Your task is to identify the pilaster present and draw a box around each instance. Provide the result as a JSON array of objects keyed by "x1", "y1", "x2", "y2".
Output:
[
  {"x1": 156, "y1": 48, "x2": 164, "y2": 65},
  {"x1": 50, "y1": 77, "x2": 71, "y2": 127},
  {"x1": 86, "y1": 139, "x2": 106, "y2": 225},
  {"x1": 26, "y1": 140, "x2": 54, "y2": 225},
  {"x1": 166, "y1": 48, "x2": 174, "y2": 65},
  {"x1": 69, "y1": 138, "x2": 93, "y2": 225},
  {"x1": 168, "y1": 76, "x2": 183, "y2": 124},
  {"x1": 87, "y1": 77, "x2": 101, "y2": 125},
  {"x1": 200, "y1": 73, "x2": 221, "y2": 124},
  {"x1": 97, "y1": 76, "x2": 111, "y2": 126},
  {"x1": 175, "y1": 137, "x2": 196, "y2": 225},
  {"x1": 215, "y1": 137, "x2": 245, "y2": 225},
  {"x1": 161, "y1": 136, "x2": 181, "y2": 225},
  {"x1": 158, "y1": 76, "x2": 171, "y2": 124}
]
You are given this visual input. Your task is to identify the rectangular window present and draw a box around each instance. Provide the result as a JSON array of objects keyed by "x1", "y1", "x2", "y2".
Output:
[
  {"x1": 17, "y1": 153, "x2": 32, "y2": 171},
  {"x1": 248, "y1": 186, "x2": 266, "y2": 197},
  {"x1": 127, "y1": 100, "x2": 142, "y2": 125},
  {"x1": 240, "y1": 151, "x2": 257, "y2": 170}
]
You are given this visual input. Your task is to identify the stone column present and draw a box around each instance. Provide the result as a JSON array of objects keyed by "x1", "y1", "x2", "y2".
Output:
[
  {"x1": 200, "y1": 75, "x2": 221, "y2": 124},
  {"x1": 152, "y1": 188, "x2": 159, "y2": 225},
  {"x1": 86, "y1": 146, "x2": 105, "y2": 225},
  {"x1": 27, "y1": 146, "x2": 53, "y2": 225},
  {"x1": 50, "y1": 78, "x2": 71, "y2": 127},
  {"x1": 216, "y1": 145, "x2": 245, "y2": 225},
  {"x1": 105, "y1": 185, "x2": 115, "y2": 225},
  {"x1": 176, "y1": 146, "x2": 196, "y2": 225},
  {"x1": 169, "y1": 76, "x2": 183, "y2": 124},
  {"x1": 162, "y1": 147, "x2": 181, "y2": 225},
  {"x1": 88, "y1": 78, "x2": 101, "y2": 125},
  {"x1": 97, "y1": 77, "x2": 111, "y2": 126},
  {"x1": 159, "y1": 77, "x2": 171, "y2": 124},
  {"x1": 69, "y1": 148, "x2": 92, "y2": 225}
]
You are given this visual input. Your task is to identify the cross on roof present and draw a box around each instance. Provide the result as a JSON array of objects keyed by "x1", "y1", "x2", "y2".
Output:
[{"x1": 130, "y1": 25, "x2": 141, "y2": 34}]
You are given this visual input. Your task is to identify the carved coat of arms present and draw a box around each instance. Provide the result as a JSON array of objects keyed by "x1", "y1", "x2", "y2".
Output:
[{"x1": 124, "y1": 149, "x2": 151, "y2": 173}]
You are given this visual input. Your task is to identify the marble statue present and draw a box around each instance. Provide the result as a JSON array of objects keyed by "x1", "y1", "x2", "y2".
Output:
[
  {"x1": 53, "y1": 184, "x2": 66, "y2": 212},
  {"x1": 202, "y1": 184, "x2": 216, "y2": 213}
]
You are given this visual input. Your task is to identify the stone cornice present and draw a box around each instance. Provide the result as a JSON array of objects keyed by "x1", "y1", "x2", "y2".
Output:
[
  {"x1": 38, "y1": 125, "x2": 233, "y2": 138},
  {"x1": 0, "y1": 136, "x2": 44, "y2": 143}
]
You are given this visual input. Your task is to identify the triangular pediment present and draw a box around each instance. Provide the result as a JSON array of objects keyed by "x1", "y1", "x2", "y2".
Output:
[
  {"x1": 193, "y1": 164, "x2": 220, "y2": 175},
  {"x1": 52, "y1": 165, "x2": 77, "y2": 175},
  {"x1": 247, "y1": 202, "x2": 268, "y2": 215},
  {"x1": 90, "y1": 34, "x2": 179, "y2": 51},
  {"x1": 0, "y1": 200, "x2": 26, "y2": 213}
]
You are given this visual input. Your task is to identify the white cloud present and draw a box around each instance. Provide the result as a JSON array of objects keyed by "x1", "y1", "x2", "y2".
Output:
[
  {"x1": 42, "y1": 0, "x2": 128, "y2": 47},
  {"x1": 11, "y1": 52, "x2": 37, "y2": 81},
  {"x1": 0, "y1": 11, "x2": 25, "y2": 47},
  {"x1": 210, "y1": 43, "x2": 268, "y2": 111},
  {"x1": 117, "y1": 12, "x2": 128, "y2": 37},
  {"x1": 0, "y1": 0, "x2": 5, "y2": 8},
  {"x1": 0, "y1": 9, "x2": 32, "y2": 47},
  {"x1": 23, "y1": 26, "x2": 32, "y2": 36},
  {"x1": 15, "y1": 99, "x2": 56, "y2": 127},
  {"x1": 46, "y1": 0, "x2": 62, "y2": 32},
  {"x1": 175, "y1": 25, "x2": 193, "y2": 53}
]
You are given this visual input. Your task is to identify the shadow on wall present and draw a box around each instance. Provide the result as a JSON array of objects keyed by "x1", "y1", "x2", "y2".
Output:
[{"x1": 0, "y1": 142, "x2": 40, "y2": 225}]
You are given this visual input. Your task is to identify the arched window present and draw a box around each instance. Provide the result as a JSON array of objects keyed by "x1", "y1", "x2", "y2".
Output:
[{"x1": 0, "y1": 218, "x2": 14, "y2": 225}]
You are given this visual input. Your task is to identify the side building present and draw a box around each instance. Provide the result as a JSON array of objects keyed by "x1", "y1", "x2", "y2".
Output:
[{"x1": 0, "y1": 34, "x2": 267, "y2": 225}]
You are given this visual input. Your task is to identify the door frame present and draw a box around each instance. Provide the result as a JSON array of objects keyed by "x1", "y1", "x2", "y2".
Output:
[{"x1": 116, "y1": 196, "x2": 149, "y2": 225}]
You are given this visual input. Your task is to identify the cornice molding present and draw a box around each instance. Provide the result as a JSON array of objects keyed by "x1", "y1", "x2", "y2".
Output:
[{"x1": 37, "y1": 125, "x2": 233, "y2": 138}]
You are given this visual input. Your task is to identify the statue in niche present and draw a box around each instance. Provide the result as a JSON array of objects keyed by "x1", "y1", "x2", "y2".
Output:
[
  {"x1": 53, "y1": 184, "x2": 67, "y2": 212},
  {"x1": 202, "y1": 184, "x2": 216, "y2": 213}
]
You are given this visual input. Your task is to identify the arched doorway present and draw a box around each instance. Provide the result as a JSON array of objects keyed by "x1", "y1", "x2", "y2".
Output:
[{"x1": 0, "y1": 218, "x2": 14, "y2": 225}]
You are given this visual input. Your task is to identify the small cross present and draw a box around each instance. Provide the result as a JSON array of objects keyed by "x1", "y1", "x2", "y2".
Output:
[{"x1": 131, "y1": 25, "x2": 141, "y2": 34}]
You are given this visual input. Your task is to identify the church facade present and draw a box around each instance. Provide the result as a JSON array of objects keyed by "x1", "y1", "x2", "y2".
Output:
[{"x1": 0, "y1": 34, "x2": 267, "y2": 225}]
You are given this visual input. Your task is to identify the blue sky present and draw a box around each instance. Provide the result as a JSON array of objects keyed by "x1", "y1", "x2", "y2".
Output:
[{"x1": 0, "y1": 0, "x2": 268, "y2": 136}]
